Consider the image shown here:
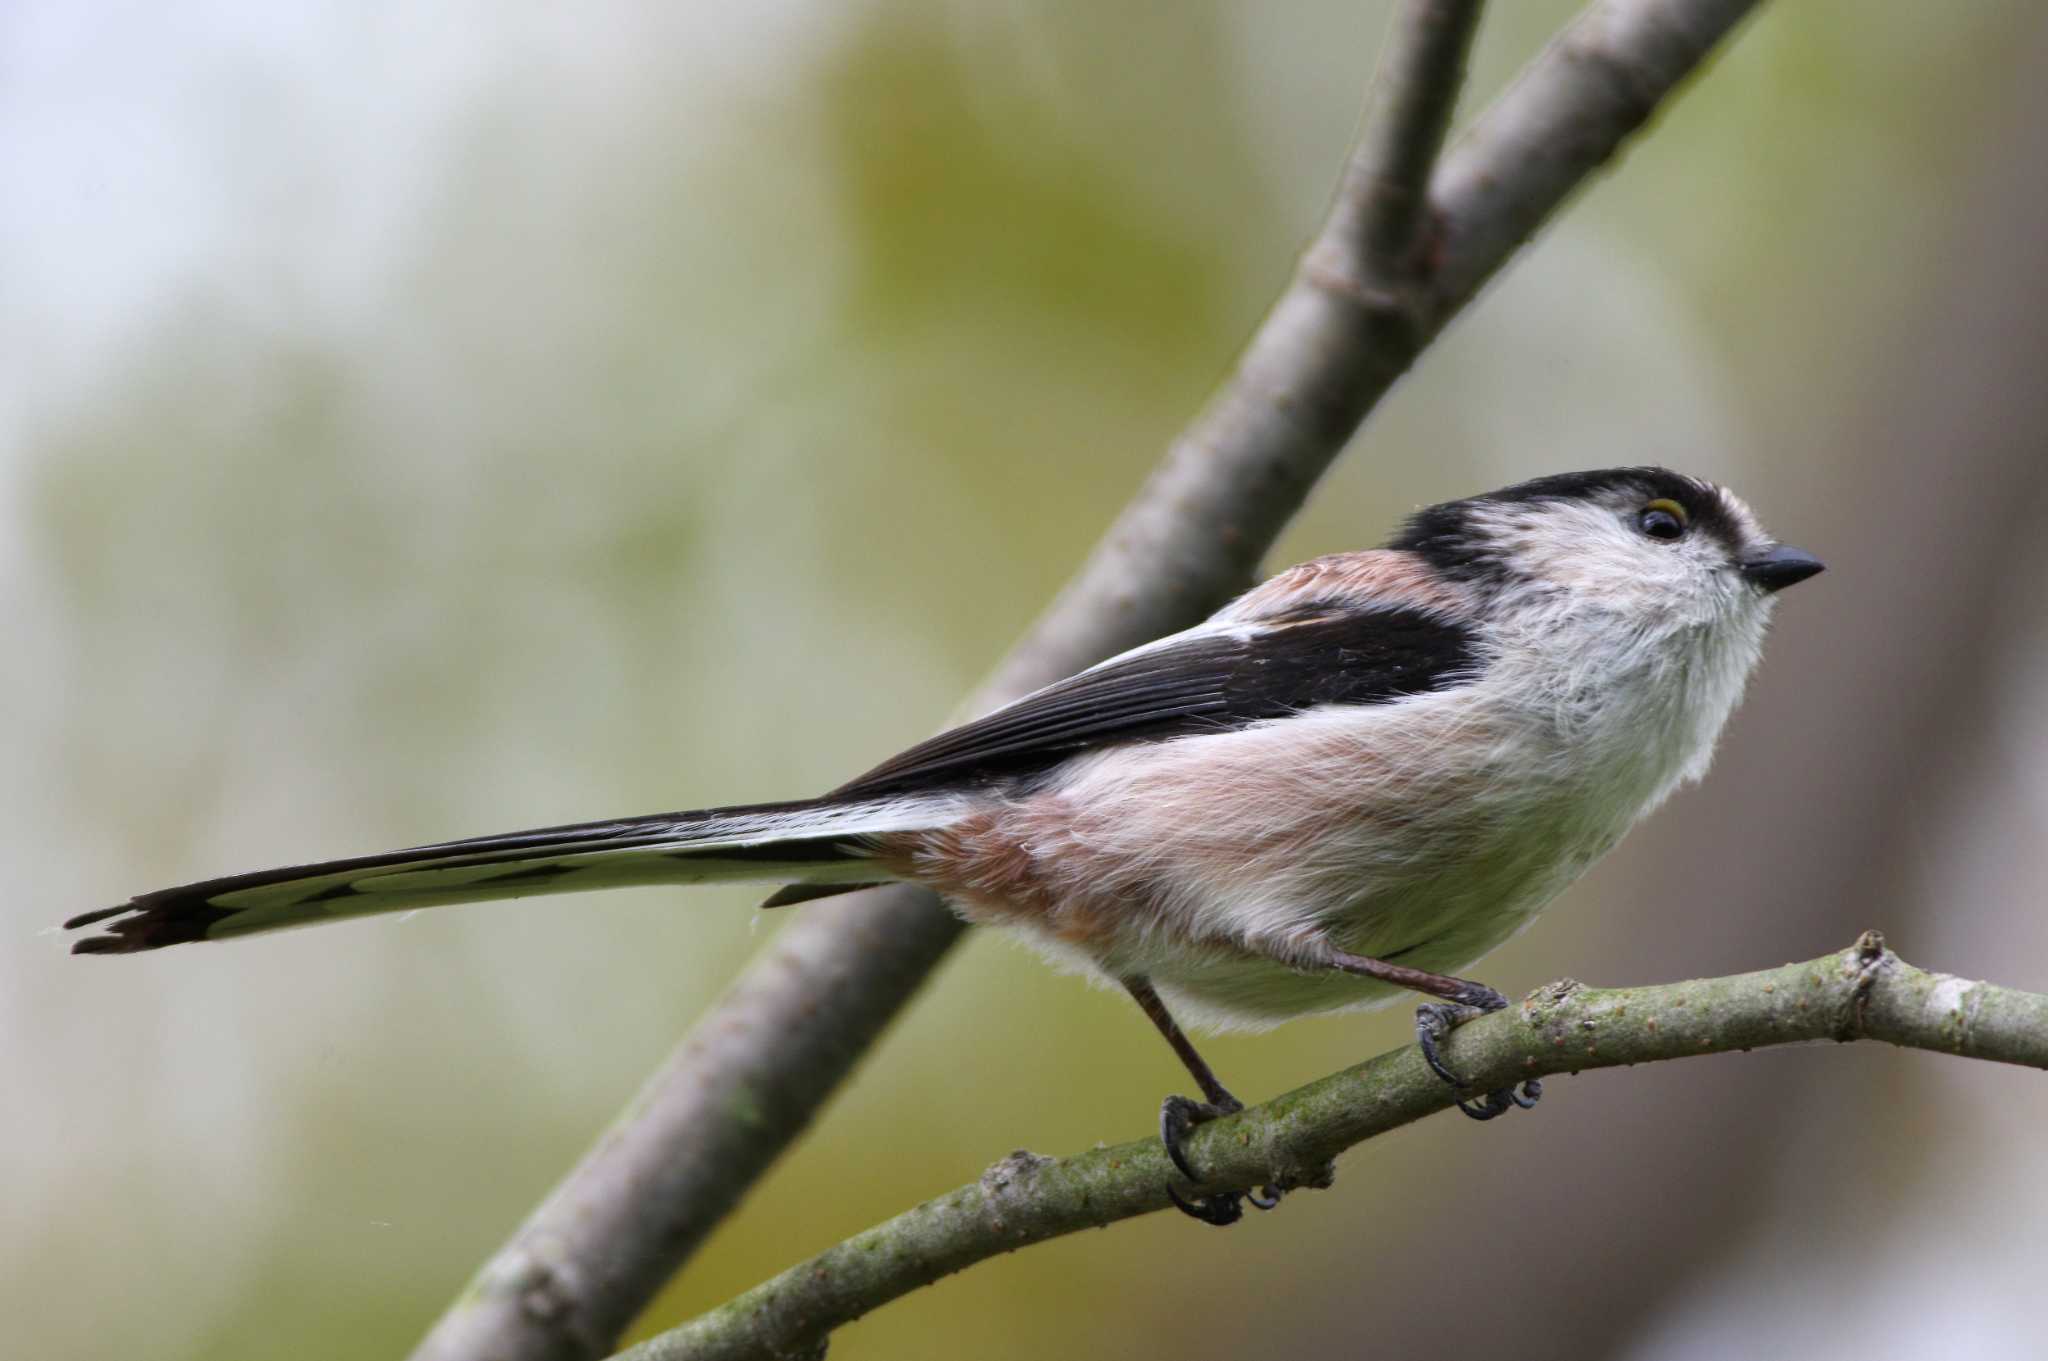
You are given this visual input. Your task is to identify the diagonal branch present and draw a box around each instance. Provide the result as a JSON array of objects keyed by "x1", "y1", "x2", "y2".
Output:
[
  {"x1": 411, "y1": 2, "x2": 1764, "y2": 1358},
  {"x1": 619, "y1": 936, "x2": 2048, "y2": 1361},
  {"x1": 1426, "y1": 0, "x2": 1762, "y2": 318}
]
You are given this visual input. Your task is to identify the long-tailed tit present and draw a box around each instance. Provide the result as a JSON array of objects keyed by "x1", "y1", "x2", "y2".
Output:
[{"x1": 68, "y1": 467, "x2": 1822, "y2": 1224}]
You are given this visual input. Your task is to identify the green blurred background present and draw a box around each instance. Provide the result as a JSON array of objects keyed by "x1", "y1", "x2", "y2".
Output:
[{"x1": 11, "y1": 2, "x2": 2048, "y2": 1356}]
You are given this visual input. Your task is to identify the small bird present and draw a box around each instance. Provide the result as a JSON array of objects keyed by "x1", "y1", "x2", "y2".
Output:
[{"x1": 68, "y1": 467, "x2": 1821, "y2": 1224}]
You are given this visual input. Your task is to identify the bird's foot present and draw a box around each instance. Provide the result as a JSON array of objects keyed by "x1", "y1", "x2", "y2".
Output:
[
  {"x1": 1158, "y1": 1093, "x2": 1291, "y2": 1226},
  {"x1": 1415, "y1": 989, "x2": 1541, "y2": 1122}
]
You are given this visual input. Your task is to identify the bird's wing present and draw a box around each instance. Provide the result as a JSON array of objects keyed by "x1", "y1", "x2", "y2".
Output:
[{"x1": 831, "y1": 600, "x2": 1480, "y2": 799}]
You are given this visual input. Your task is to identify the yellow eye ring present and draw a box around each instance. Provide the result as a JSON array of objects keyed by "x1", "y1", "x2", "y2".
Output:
[{"x1": 1639, "y1": 498, "x2": 1689, "y2": 541}]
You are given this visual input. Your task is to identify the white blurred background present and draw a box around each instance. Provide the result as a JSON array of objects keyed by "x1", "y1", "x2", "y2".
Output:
[{"x1": 8, "y1": 2, "x2": 2047, "y2": 1357}]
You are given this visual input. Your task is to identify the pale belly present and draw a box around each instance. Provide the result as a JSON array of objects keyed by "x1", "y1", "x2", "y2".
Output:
[
  {"x1": 935, "y1": 686, "x2": 1705, "y2": 1033},
  {"x1": 1141, "y1": 820, "x2": 1617, "y2": 1030},
  {"x1": 1055, "y1": 752, "x2": 1647, "y2": 1031}
]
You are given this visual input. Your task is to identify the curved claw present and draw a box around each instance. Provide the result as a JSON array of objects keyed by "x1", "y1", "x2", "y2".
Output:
[
  {"x1": 1414, "y1": 1001, "x2": 1483, "y2": 1088},
  {"x1": 1416, "y1": 989, "x2": 1540, "y2": 1125},
  {"x1": 1159, "y1": 1092, "x2": 1258, "y2": 1226},
  {"x1": 1159, "y1": 1093, "x2": 1241, "y2": 1184},
  {"x1": 1456, "y1": 1078, "x2": 1543, "y2": 1122},
  {"x1": 1245, "y1": 1184, "x2": 1283, "y2": 1211},
  {"x1": 1167, "y1": 1184, "x2": 1245, "y2": 1227},
  {"x1": 1457, "y1": 1088, "x2": 1515, "y2": 1121}
]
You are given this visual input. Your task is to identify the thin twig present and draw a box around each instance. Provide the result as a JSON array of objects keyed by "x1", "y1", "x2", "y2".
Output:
[
  {"x1": 1426, "y1": 0, "x2": 1764, "y2": 319},
  {"x1": 619, "y1": 936, "x2": 2048, "y2": 1361},
  {"x1": 1340, "y1": 0, "x2": 1488, "y2": 287},
  {"x1": 411, "y1": 2, "x2": 1764, "y2": 1357}
]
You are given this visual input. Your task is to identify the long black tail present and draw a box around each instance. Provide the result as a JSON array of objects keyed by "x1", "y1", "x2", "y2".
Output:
[{"x1": 65, "y1": 794, "x2": 955, "y2": 953}]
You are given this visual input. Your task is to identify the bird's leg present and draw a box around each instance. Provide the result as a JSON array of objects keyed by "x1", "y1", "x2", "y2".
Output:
[
  {"x1": 1319, "y1": 948, "x2": 1541, "y2": 1121},
  {"x1": 1122, "y1": 977, "x2": 1286, "y2": 1226}
]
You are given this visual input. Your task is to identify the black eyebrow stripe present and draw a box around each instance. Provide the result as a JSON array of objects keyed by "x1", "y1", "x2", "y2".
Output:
[{"x1": 1387, "y1": 465, "x2": 1744, "y2": 581}]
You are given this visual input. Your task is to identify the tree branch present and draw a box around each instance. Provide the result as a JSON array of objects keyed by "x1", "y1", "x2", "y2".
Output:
[
  {"x1": 1342, "y1": 0, "x2": 1488, "y2": 287},
  {"x1": 411, "y1": 1, "x2": 1764, "y2": 1357},
  {"x1": 619, "y1": 935, "x2": 2048, "y2": 1361},
  {"x1": 1426, "y1": 0, "x2": 1762, "y2": 319}
]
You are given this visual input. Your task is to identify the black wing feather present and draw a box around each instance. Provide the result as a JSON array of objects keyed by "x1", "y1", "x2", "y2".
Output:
[{"x1": 832, "y1": 606, "x2": 1479, "y2": 799}]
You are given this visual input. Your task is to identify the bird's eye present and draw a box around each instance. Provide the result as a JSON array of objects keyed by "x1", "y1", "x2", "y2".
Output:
[{"x1": 1638, "y1": 498, "x2": 1689, "y2": 542}]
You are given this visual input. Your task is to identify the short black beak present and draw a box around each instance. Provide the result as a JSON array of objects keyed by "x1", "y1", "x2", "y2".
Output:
[{"x1": 1740, "y1": 544, "x2": 1825, "y2": 593}]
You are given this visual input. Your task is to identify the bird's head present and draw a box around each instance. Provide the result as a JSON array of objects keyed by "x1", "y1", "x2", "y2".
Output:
[{"x1": 1389, "y1": 467, "x2": 1822, "y2": 634}]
